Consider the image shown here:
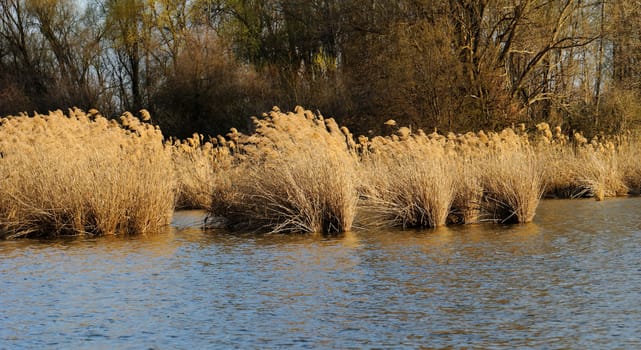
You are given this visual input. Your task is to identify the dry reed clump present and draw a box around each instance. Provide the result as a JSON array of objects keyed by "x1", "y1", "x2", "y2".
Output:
[
  {"x1": 451, "y1": 127, "x2": 545, "y2": 224},
  {"x1": 617, "y1": 133, "x2": 641, "y2": 195},
  {"x1": 170, "y1": 133, "x2": 236, "y2": 210},
  {"x1": 575, "y1": 144, "x2": 627, "y2": 201},
  {"x1": 360, "y1": 129, "x2": 456, "y2": 228},
  {"x1": 534, "y1": 124, "x2": 632, "y2": 200},
  {"x1": 537, "y1": 143, "x2": 589, "y2": 198},
  {"x1": 475, "y1": 127, "x2": 545, "y2": 223},
  {"x1": 480, "y1": 147, "x2": 545, "y2": 223},
  {"x1": 451, "y1": 157, "x2": 483, "y2": 225},
  {"x1": 0, "y1": 109, "x2": 175, "y2": 239},
  {"x1": 359, "y1": 125, "x2": 546, "y2": 226},
  {"x1": 208, "y1": 106, "x2": 359, "y2": 234}
]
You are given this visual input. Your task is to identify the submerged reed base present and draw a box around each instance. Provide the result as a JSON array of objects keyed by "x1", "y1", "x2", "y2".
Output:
[{"x1": 0, "y1": 109, "x2": 175, "y2": 239}]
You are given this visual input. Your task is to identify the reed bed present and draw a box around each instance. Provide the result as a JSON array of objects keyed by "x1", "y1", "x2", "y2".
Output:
[
  {"x1": 196, "y1": 108, "x2": 640, "y2": 233},
  {"x1": 617, "y1": 134, "x2": 641, "y2": 195},
  {"x1": 2, "y1": 105, "x2": 640, "y2": 238},
  {"x1": 359, "y1": 126, "x2": 545, "y2": 225},
  {"x1": 480, "y1": 147, "x2": 544, "y2": 223},
  {"x1": 0, "y1": 109, "x2": 174, "y2": 238}
]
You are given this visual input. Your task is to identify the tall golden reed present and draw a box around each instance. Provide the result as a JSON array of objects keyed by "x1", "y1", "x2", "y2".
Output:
[
  {"x1": 359, "y1": 126, "x2": 545, "y2": 226},
  {"x1": 190, "y1": 108, "x2": 641, "y2": 232},
  {"x1": 0, "y1": 109, "x2": 175, "y2": 238},
  {"x1": 360, "y1": 129, "x2": 456, "y2": 228},
  {"x1": 534, "y1": 124, "x2": 638, "y2": 200},
  {"x1": 208, "y1": 106, "x2": 359, "y2": 234},
  {"x1": 480, "y1": 147, "x2": 545, "y2": 223},
  {"x1": 3, "y1": 105, "x2": 638, "y2": 238},
  {"x1": 617, "y1": 133, "x2": 641, "y2": 195},
  {"x1": 170, "y1": 133, "x2": 236, "y2": 210}
]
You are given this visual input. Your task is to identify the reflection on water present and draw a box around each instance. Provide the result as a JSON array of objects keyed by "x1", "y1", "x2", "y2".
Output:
[{"x1": 2, "y1": 199, "x2": 641, "y2": 348}]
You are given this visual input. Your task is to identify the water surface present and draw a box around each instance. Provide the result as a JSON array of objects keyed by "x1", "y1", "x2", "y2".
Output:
[{"x1": 2, "y1": 200, "x2": 641, "y2": 349}]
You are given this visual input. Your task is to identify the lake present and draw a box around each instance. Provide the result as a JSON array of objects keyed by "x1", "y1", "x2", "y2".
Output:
[{"x1": 1, "y1": 198, "x2": 641, "y2": 349}]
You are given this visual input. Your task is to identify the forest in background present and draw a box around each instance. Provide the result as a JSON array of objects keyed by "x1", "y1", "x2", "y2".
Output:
[{"x1": 2, "y1": 0, "x2": 641, "y2": 138}]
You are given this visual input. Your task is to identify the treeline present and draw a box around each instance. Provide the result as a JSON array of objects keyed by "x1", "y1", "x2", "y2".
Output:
[{"x1": 2, "y1": 0, "x2": 641, "y2": 137}]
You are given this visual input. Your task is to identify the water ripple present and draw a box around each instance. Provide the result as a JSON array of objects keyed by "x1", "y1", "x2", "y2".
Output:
[{"x1": 1, "y1": 199, "x2": 641, "y2": 348}]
